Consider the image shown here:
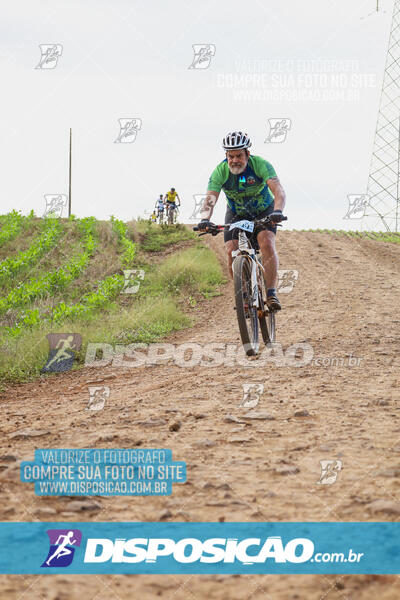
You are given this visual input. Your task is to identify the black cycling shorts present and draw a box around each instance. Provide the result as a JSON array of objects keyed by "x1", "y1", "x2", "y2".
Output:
[{"x1": 223, "y1": 204, "x2": 277, "y2": 243}]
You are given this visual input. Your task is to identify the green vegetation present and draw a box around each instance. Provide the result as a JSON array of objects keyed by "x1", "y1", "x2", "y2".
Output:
[
  {"x1": 0, "y1": 217, "x2": 98, "y2": 315},
  {"x1": 0, "y1": 213, "x2": 224, "y2": 385},
  {"x1": 140, "y1": 245, "x2": 224, "y2": 299},
  {"x1": 111, "y1": 215, "x2": 136, "y2": 265},
  {"x1": 0, "y1": 209, "x2": 34, "y2": 247},
  {"x1": 4, "y1": 217, "x2": 136, "y2": 338},
  {"x1": 0, "y1": 216, "x2": 62, "y2": 283},
  {"x1": 135, "y1": 220, "x2": 196, "y2": 252},
  {"x1": 297, "y1": 229, "x2": 400, "y2": 244}
]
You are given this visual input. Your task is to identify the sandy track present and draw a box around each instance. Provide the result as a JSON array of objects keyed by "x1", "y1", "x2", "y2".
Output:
[{"x1": 0, "y1": 230, "x2": 400, "y2": 599}]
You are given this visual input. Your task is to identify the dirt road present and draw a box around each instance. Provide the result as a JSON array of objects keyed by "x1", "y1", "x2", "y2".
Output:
[{"x1": 1, "y1": 230, "x2": 400, "y2": 599}]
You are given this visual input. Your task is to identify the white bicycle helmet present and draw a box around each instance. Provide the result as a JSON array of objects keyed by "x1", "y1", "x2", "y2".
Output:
[{"x1": 222, "y1": 131, "x2": 252, "y2": 150}]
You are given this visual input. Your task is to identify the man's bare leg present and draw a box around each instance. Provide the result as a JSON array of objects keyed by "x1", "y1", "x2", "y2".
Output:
[
  {"x1": 257, "y1": 229, "x2": 281, "y2": 309},
  {"x1": 257, "y1": 230, "x2": 278, "y2": 288},
  {"x1": 225, "y1": 239, "x2": 238, "y2": 278}
]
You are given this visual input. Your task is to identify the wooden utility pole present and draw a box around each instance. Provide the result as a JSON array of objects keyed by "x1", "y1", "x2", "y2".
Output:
[{"x1": 68, "y1": 128, "x2": 72, "y2": 217}]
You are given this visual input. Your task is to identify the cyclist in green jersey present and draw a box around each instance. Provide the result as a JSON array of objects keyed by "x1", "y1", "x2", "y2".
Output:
[{"x1": 197, "y1": 131, "x2": 286, "y2": 310}]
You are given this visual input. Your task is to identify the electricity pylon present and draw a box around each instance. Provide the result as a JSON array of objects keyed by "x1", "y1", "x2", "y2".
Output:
[{"x1": 366, "y1": 0, "x2": 400, "y2": 231}]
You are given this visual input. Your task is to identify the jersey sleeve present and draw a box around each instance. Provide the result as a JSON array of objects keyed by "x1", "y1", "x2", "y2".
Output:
[
  {"x1": 207, "y1": 162, "x2": 228, "y2": 193},
  {"x1": 252, "y1": 156, "x2": 277, "y2": 181}
]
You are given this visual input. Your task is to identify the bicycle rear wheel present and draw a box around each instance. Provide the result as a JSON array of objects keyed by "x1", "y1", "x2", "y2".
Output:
[
  {"x1": 258, "y1": 268, "x2": 276, "y2": 344},
  {"x1": 233, "y1": 255, "x2": 259, "y2": 356}
]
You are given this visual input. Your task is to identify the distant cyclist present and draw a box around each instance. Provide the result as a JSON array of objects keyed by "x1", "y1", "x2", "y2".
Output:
[
  {"x1": 164, "y1": 188, "x2": 181, "y2": 223},
  {"x1": 197, "y1": 131, "x2": 286, "y2": 311},
  {"x1": 155, "y1": 194, "x2": 165, "y2": 218},
  {"x1": 150, "y1": 210, "x2": 157, "y2": 223},
  {"x1": 164, "y1": 187, "x2": 180, "y2": 209}
]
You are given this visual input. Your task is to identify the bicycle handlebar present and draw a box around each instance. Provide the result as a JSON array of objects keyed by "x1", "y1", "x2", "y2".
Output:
[{"x1": 193, "y1": 214, "x2": 287, "y2": 235}]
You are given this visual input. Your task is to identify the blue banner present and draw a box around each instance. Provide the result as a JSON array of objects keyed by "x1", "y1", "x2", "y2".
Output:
[{"x1": 0, "y1": 522, "x2": 399, "y2": 574}]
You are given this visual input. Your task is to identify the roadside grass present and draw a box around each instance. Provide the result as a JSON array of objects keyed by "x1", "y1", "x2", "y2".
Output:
[
  {"x1": 0, "y1": 240, "x2": 224, "y2": 386},
  {"x1": 0, "y1": 296, "x2": 189, "y2": 384},
  {"x1": 134, "y1": 220, "x2": 196, "y2": 252},
  {"x1": 138, "y1": 243, "x2": 225, "y2": 299}
]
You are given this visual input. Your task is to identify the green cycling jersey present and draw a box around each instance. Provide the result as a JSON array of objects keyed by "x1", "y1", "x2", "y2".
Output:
[{"x1": 207, "y1": 155, "x2": 277, "y2": 216}]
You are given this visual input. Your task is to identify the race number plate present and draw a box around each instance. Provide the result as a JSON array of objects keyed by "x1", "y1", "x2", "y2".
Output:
[{"x1": 229, "y1": 220, "x2": 254, "y2": 233}]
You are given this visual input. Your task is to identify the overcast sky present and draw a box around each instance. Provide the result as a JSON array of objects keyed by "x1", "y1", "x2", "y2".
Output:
[{"x1": 0, "y1": 0, "x2": 394, "y2": 229}]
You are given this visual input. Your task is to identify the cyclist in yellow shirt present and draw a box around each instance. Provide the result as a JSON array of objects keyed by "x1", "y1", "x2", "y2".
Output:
[{"x1": 164, "y1": 188, "x2": 181, "y2": 222}]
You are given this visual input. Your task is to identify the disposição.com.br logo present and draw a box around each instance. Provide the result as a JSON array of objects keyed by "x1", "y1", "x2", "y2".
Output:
[{"x1": 39, "y1": 529, "x2": 364, "y2": 568}]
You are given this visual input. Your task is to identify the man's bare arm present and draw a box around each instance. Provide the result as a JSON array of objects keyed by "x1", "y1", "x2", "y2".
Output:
[
  {"x1": 200, "y1": 191, "x2": 219, "y2": 220},
  {"x1": 267, "y1": 177, "x2": 286, "y2": 211}
]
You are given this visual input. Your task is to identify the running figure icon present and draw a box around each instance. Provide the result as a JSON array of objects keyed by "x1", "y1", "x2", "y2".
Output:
[
  {"x1": 41, "y1": 333, "x2": 82, "y2": 373},
  {"x1": 41, "y1": 529, "x2": 82, "y2": 568},
  {"x1": 45, "y1": 531, "x2": 77, "y2": 566},
  {"x1": 45, "y1": 335, "x2": 75, "y2": 370}
]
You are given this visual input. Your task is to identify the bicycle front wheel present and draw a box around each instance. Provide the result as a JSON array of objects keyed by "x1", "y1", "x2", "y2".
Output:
[{"x1": 233, "y1": 255, "x2": 259, "y2": 356}]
